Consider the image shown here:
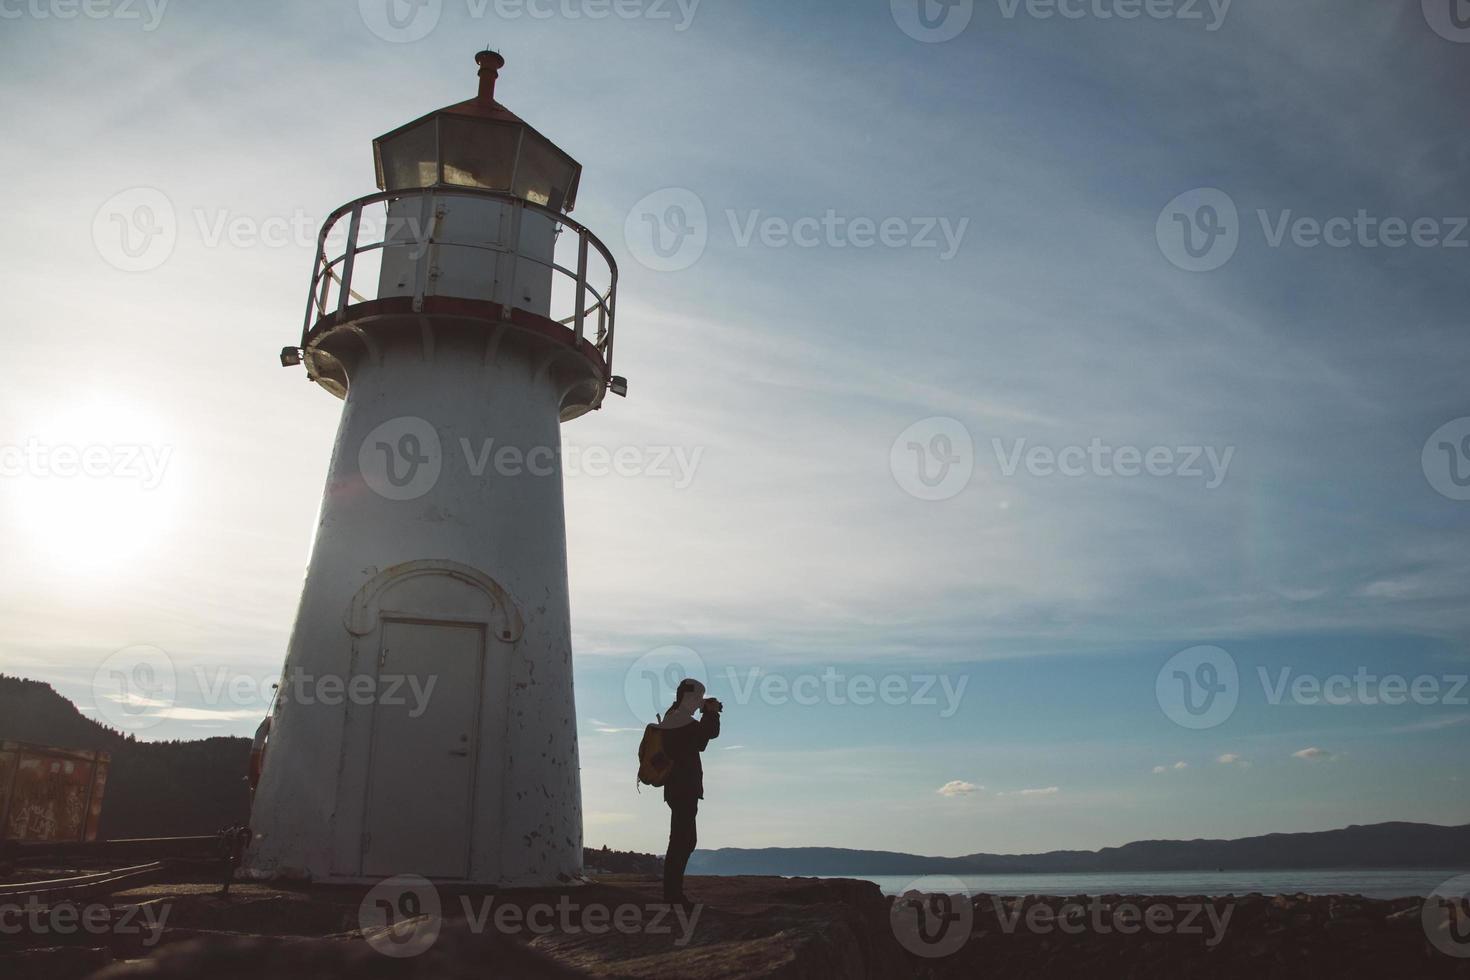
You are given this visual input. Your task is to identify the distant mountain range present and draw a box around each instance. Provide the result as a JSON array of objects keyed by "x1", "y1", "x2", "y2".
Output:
[
  {"x1": 690, "y1": 822, "x2": 1470, "y2": 876},
  {"x1": 0, "y1": 674, "x2": 252, "y2": 838}
]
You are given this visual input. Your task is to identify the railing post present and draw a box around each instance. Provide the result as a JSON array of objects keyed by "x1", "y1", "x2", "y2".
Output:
[
  {"x1": 574, "y1": 232, "x2": 589, "y2": 344},
  {"x1": 303, "y1": 206, "x2": 338, "y2": 344},
  {"x1": 410, "y1": 190, "x2": 435, "y2": 314},
  {"x1": 336, "y1": 204, "x2": 363, "y2": 315},
  {"x1": 505, "y1": 197, "x2": 523, "y2": 313},
  {"x1": 602, "y1": 278, "x2": 616, "y2": 371},
  {"x1": 315, "y1": 247, "x2": 332, "y2": 323},
  {"x1": 301, "y1": 268, "x2": 321, "y2": 344}
]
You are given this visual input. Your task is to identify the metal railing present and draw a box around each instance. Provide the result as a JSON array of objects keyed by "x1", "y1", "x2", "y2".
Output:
[{"x1": 301, "y1": 187, "x2": 618, "y2": 373}]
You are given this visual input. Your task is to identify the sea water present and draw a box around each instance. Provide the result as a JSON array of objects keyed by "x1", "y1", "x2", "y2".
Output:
[{"x1": 834, "y1": 868, "x2": 1467, "y2": 899}]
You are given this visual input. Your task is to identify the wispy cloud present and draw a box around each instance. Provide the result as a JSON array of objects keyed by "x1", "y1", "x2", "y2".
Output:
[
  {"x1": 588, "y1": 719, "x2": 641, "y2": 735},
  {"x1": 153, "y1": 706, "x2": 263, "y2": 722},
  {"x1": 99, "y1": 692, "x2": 172, "y2": 708},
  {"x1": 1388, "y1": 715, "x2": 1470, "y2": 735},
  {"x1": 998, "y1": 786, "x2": 1060, "y2": 797},
  {"x1": 937, "y1": 780, "x2": 981, "y2": 797}
]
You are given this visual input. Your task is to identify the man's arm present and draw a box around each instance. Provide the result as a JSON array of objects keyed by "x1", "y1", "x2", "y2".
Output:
[{"x1": 694, "y1": 702, "x2": 721, "y2": 749}]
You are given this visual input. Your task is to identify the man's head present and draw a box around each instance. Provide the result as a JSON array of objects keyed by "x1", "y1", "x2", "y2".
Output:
[{"x1": 675, "y1": 677, "x2": 706, "y2": 713}]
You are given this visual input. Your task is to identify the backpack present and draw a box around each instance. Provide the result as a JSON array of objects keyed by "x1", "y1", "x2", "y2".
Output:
[{"x1": 637, "y1": 723, "x2": 674, "y2": 788}]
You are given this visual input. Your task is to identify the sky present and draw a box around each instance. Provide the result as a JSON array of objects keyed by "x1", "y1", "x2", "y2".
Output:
[{"x1": 0, "y1": 0, "x2": 1467, "y2": 858}]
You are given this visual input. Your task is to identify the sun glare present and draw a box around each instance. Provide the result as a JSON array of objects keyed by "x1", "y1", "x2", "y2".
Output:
[{"x1": 1, "y1": 397, "x2": 184, "y2": 576}]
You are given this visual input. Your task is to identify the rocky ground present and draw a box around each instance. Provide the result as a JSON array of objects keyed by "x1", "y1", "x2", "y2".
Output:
[
  {"x1": 1, "y1": 873, "x2": 1467, "y2": 978},
  {"x1": 924, "y1": 890, "x2": 1470, "y2": 979}
]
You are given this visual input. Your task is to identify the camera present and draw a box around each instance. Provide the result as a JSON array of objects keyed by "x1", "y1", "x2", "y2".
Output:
[{"x1": 703, "y1": 697, "x2": 724, "y2": 713}]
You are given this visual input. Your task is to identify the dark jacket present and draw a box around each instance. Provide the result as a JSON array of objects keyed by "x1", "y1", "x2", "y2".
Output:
[{"x1": 660, "y1": 710, "x2": 720, "y2": 801}]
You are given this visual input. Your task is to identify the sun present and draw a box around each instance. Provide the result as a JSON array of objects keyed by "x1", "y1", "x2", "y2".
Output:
[{"x1": 0, "y1": 396, "x2": 184, "y2": 576}]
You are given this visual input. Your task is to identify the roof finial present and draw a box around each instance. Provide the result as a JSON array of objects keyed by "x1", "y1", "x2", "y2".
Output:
[{"x1": 475, "y1": 49, "x2": 505, "y2": 105}]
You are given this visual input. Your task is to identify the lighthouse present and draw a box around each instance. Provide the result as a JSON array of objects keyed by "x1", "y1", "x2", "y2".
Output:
[{"x1": 244, "y1": 52, "x2": 620, "y2": 885}]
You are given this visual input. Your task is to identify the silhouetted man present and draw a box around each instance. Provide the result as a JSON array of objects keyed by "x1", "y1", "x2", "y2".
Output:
[{"x1": 657, "y1": 677, "x2": 721, "y2": 905}]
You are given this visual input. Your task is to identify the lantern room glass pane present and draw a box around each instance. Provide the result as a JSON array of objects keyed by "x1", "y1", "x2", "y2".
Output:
[
  {"x1": 440, "y1": 116, "x2": 517, "y2": 190},
  {"x1": 512, "y1": 132, "x2": 579, "y2": 212},
  {"x1": 376, "y1": 120, "x2": 437, "y2": 191}
]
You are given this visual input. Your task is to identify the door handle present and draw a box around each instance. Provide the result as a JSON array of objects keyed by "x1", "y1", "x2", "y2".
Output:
[{"x1": 448, "y1": 749, "x2": 469, "y2": 757}]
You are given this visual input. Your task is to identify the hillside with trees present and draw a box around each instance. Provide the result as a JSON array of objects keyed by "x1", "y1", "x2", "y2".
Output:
[{"x1": 0, "y1": 674, "x2": 251, "y2": 837}]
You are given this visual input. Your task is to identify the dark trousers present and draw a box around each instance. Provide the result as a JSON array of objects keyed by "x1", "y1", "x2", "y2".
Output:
[{"x1": 663, "y1": 794, "x2": 698, "y2": 901}]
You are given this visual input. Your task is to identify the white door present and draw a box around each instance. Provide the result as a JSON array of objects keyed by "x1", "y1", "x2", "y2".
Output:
[{"x1": 362, "y1": 620, "x2": 483, "y2": 878}]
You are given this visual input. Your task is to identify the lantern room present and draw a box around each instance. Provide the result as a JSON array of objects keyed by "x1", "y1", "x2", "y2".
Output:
[{"x1": 372, "y1": 50, "x2": 582, "y2": 213}]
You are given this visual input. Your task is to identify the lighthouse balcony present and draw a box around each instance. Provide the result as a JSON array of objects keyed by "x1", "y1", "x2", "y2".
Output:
[{"x1": 295, "y1": 186, "x2": 618, "y2": 409}]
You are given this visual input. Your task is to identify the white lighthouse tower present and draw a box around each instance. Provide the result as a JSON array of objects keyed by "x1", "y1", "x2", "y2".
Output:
[{"x1": 244, "y1": 51, "x2": 621, "y2": 886}]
